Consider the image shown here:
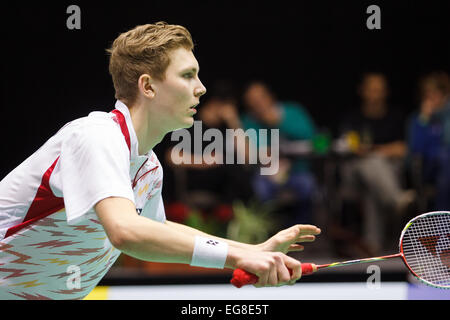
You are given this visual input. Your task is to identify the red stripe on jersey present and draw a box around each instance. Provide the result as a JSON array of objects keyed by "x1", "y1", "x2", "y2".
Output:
[
  {"x1": 4, "y1": 157, "x2": 64, "y2": 239},
  {"x1": 111, "y1": 109, "x2": 131, "y2": 155},
  {"x1": 111, "y1": 108, "x2": 158, "y2": 186}
]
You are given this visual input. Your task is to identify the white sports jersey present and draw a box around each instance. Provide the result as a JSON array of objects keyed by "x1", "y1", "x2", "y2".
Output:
[{"x1": 0, "y1": 100, "x2": 165, "y2": 299}]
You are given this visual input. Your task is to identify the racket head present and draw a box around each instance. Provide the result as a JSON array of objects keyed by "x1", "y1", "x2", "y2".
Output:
[{"x1": 399, "y1": 211, "x2": 450, "y2": 289}]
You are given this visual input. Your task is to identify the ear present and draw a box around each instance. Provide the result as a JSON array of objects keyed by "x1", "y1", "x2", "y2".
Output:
[{"x1": 138, "y1": 74, "x2": 155, "y2": 99}]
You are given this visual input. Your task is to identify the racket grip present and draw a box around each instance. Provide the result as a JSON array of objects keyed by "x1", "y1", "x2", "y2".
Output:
[{"x1": 230, "y1": 263, "x2": 316, "y2": 288}]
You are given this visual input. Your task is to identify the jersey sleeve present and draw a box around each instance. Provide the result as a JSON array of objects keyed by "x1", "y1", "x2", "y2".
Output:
[{"x1": 58, "y1": 121, "x2": 135, "y2": 224}]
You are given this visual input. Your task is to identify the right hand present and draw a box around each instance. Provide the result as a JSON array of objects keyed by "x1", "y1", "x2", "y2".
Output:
[{"x1": 227, "y1": 247, "x2": 302, "y2": 287}]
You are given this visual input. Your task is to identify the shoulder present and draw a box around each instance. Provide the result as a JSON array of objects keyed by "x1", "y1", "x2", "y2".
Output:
[
  {"x1": 66, "y1": 111, "x2": 124, "y2": 142},
  {"x1": 59, "y1": 111, "x2": 129, "y2": 158}
]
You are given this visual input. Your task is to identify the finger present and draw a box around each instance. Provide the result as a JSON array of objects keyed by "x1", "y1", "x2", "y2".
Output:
[
  {"x1": 259, "y1": 264, "x2": 274, "y2": 288},
  {"x1": 268, "y1": 263, "x2": 279, "y2": 286},
  {"x1": 254, "y1": 271, "x2": 268, "y2": 288},
  {"x1": 255, "y1": 270, "x2": 269, "y2": 288},
  {"x1": 296, "y1": 224, "x2": 321, "y2": 236},
  {"x1": 276, "y1": 260, "x2": 291, "y2": 286},
  {"x1": 288, "y1": 244, "x2": 304, "y2": 252},
  {"x1": 275, "y1": 225, "x2": 320, "y2": 248},
  {"x1": 296, "y1": 235, "x2": 316, "y2": 242},
  {"x1": 284, "y1": 257, "x2": 302, "y2": 280}
]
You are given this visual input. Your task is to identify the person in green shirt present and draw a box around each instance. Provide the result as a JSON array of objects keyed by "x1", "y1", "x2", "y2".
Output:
[{"x1": 241, "y1": 81, "x2": 317, "y2": 226}]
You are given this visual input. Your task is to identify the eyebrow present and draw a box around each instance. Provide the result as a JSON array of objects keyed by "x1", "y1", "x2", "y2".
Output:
[{"x1": 181, "y1": 67, "x2": 199, "y2": 74}]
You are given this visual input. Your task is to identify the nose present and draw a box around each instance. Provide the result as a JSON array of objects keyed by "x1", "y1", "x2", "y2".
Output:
[{"x1": 195, "y1": 79, "x2": 207, "y2": 98}]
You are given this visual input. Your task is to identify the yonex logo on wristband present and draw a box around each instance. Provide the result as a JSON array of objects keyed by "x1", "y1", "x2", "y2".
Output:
[
  {"x1": 191, "y1": 236, "x2": 228, "y2": 269},
  {"x1": 206, "y1": 240, "x2": 219, "y2": 246}
]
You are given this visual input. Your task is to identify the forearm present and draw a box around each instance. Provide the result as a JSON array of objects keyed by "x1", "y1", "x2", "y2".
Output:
[
  {"x1": 115, "y1": 216, "x2": 196, "y2": 264},
  {"x1": 165, "y1": 220, "x2": 257, "y2": 252},
  {"x1": 110, "y1": 215, "x2": 242, "y2": 269}
]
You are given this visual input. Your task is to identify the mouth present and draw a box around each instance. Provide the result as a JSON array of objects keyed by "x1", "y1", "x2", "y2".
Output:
[{"x1": 189, "y1": 103, "x2": 199, "y2": 114}]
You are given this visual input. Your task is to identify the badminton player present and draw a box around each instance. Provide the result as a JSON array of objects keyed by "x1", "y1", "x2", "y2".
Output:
[{"x1": 0, "y1": 22, "x2": 321, "y2": 299}]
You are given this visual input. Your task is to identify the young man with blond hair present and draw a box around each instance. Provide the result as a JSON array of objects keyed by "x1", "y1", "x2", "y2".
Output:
[{"x1": 0, "y1": 22, "x2": 320, "y2": 300}]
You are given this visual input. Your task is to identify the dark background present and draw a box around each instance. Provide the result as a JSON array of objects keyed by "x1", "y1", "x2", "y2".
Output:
[{"x1": 1, "y1": 0, "x2": 449, "y2": 179}]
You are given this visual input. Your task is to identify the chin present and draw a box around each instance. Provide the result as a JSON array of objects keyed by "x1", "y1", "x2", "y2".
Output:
[
  {"x1": 184, "y1": 116, "x2": 195, "y2": 128},
  {"x1": 173, "y1": 117, "x2": 194, "y2": 131}
]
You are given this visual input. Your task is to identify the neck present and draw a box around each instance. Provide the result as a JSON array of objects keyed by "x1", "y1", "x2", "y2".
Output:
[
  {"x1": 362, "y1": 101, "x2": 386, "y2": 119},
  {"x1": 128, "y1": 101, "x2": 168, "y2": 155}
]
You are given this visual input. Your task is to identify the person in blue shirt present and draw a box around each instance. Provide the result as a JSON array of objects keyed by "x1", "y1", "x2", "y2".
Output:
[{"x1": 407, "y1": 71, "x2": 450, "y2": 210}]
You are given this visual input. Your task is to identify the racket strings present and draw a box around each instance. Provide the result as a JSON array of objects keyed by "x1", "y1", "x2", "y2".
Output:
[{"x1": 402, "y1": 213, "x2": 450, "y2": 288}]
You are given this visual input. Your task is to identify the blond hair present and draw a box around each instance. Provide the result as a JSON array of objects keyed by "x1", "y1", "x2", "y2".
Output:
[{"x1": 107, "y1": 22, "x2": 194, "y2": 105}]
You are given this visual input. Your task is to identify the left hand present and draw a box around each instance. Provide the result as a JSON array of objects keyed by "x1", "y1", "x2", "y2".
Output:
[{"x1": 257, "y1": 224, "x2": 321, "y2": 254}]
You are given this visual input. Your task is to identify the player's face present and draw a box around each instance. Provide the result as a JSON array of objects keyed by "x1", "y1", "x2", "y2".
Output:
[{"x1": 153, "y1": 47, "x2": 206, "y2": 130}]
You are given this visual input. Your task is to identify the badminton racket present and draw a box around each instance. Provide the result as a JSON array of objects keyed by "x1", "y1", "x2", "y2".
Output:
[{"x1": 231, "y1": 211, "x2": 450, "y2": 289}]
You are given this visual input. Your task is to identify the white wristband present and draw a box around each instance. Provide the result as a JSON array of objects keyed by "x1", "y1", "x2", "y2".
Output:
[{"x1": 190, "y1": 236, "x2": 229, "y2": 269}]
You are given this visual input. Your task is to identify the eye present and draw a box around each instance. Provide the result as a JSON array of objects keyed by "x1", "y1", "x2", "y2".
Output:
[{"x1": 182, "y1": 72, "x2": 194, "y2": 79}]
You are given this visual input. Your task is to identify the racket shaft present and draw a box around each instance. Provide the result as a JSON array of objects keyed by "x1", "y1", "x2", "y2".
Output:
[{"x1": 317, "y1": 253, "x2": 402, "y2": 269}]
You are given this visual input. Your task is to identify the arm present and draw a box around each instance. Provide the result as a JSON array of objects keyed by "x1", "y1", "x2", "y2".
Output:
[
  {"x1": 165, "y1": 214, "x2": 321, "y2": 254},
  {"x1": 95, "y1": 196, "x2": 196, "y2": 264},
  {"x1": 165, "y1": 220, "x2": 256, "y2": 251},
  {"x1": 95, "y1": 196, "x2": 305, "y2": 287}
]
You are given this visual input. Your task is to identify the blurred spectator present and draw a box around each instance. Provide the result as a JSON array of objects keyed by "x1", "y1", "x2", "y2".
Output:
[
  {"x1": 407, "y1": 71, "x2": 450, "y2": 210},
  {"x1": 162, "y1": 80, "x2": 253, "y2": 230},
  {"x1": 240, "y1": 81, "x2": 317, "y2": 226},
  {"x1": 339, "y1": 72, "x2": 414, "y2": 254}
]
